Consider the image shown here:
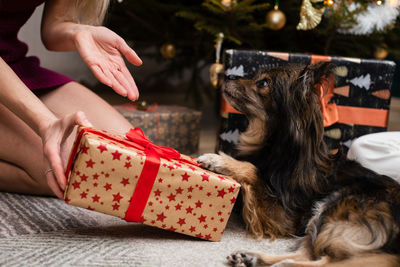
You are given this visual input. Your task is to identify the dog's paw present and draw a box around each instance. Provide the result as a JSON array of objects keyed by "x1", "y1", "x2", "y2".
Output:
[
  {"x1": 226, "y1": 251, "x2": 257, "y2": 267},
  {"x1": 197, "y1": 153, "x2": 230, "y2": 175}
]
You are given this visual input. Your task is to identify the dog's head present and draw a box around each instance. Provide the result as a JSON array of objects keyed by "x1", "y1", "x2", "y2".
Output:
[{"x1": 223, "y1": 62, "x2": 335, "y2": 155}]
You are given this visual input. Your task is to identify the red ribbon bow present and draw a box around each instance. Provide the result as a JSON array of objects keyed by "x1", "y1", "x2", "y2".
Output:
[{"x1": 125, "y1": 128, "x2": 180, "y2": 160}]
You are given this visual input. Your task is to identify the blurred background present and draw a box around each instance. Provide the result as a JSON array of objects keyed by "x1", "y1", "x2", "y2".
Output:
[{"x1": 20, "y1": 0, "x2": 400, "y2": 153}]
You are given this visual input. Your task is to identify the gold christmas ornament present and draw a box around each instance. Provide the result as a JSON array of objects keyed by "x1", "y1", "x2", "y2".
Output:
[
  {"x1": 266, "y1": 4, "x2": 286, "y2": 31},
  {"x1": 136, "y1": 100, "x2": 149, "y2": 111},
  {"x1": 160, "y1": 43, "x2": 176, "y2": 59},
  {"x1": 374, "y1": 44, "x2": 389, "y2": 59},
  {"x1": 297, "y1": 0, "x2": 325, "y2": 30},
  {"x1": 221, "y1": 0, "x2": 236, "y2": 9},
  {"x1": 210, "y1": 63, "x2": 224, "y2": 88},
  {"x1": 323, "y1": 0, "x2": 334, "y2": 6},
  {"x1": 210, "y1": 32, "x2": 225, "y2": 88}
]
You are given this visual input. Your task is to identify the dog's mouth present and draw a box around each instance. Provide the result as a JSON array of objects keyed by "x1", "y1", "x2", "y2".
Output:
[{"x1": 222, "y1": 82, "x2": 248, "y2": 114}]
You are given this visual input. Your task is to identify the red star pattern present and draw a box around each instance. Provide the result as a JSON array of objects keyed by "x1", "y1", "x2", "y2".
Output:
[
  {"x1": 81, "y1": 145, "x2": 89, "y2": 154},
  {"x1": 86, "y1": 159, "x2": 95, "y2": 168},
  {"x1": 198, "y1": 215, "x2": 207, "y2": 223},
  {"x1": 167, "y1": 164, "x2": 175, "y2": 171},
  {"x1": 177, "y1": 218, "x2": 186, "y2": 226},
  {"x1": 175, "y1": 187, "x2": 183, "y2": 194},
  {"x1": 195, "y1": 233, "x2": 203, "y2": 239},
  {"x1": 124, "y1": 161, "x2": 132, "y2": 169},
  {"x1": 104, "y1": 183, "x2": 112, "y2": 191},
  {"x1": 217, "y1": 188, "x2": 227, "y2": 198},
  {"x1": 154, "y1": 189, "x2": 162, "y2": 196},
  {"x1": 186, "y1": 206, "x2": 193, "y2": 214},
  {"x1": 121, "y1": 178, "x2": 130, "y2": 186},
  {"x1": 65, "y1": 130, "x2": 242, "y2": 242},
  {"x1": 97, "y1": 144, "x2": 107, "y2": 153},
  {"x1": 112, "y1": 203, "x2": 120, "y2": 210},
  {"x1": 112, "y1": 150, "x2": 122, "y2": 160},
  {"x1": 201, "y1": 173, "x2": 210, "y2": 182},
  {"x1": 156, "y1": 212, "x2": 167, "y2": 222},
  {"x1": 72, "y1": 181, "x2": 81, "y2": 189},
  {"x1": 80, "y1": 174, "x2": 88, "y2": 182},
  {"x1": 112, "y1": 192, "x2": 123, "y2": 203},
  {"x1": 167, "y1": 193, "x2": 176, "y2": 202},
  {"x1": 195, "y1": 200, "x2": 203, "y2": 208},
  {"x1": 181, "y1": 172, "x2": 190, "y2": 181},
  {"x1": 80, "y1": 191, "x2": 87, "y2": 199},
  {"x1": 92, "y1": 194, "x2": 100, "y2": 202},
  {"x1": 139, "y1": 216, "x2": 146, "y2": 223}
]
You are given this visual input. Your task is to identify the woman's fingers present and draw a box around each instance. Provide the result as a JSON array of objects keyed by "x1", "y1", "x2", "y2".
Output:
[
  {"x1": 90, "y1": 63, "x2": 128, "y2": 97},
  {"x1": 112, "y1": 67, "x2": 138, "y2": 101},
  {"x1": 118, "y1": 39, "x2": 142, "y2": 66}
]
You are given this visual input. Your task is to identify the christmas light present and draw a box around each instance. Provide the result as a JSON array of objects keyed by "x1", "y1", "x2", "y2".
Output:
[{"x1": 376, "y1": 0, "x2": 383, "y2": 5}]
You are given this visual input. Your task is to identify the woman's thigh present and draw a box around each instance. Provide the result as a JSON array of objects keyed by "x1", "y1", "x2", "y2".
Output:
[{"x1": 0, "y1": 82, "x2": 132, "y2": 195}]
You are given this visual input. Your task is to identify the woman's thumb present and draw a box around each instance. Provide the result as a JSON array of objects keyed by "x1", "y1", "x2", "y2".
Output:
[{"x1": 75, "y1": 111, "x2": 93, "y2": 127}]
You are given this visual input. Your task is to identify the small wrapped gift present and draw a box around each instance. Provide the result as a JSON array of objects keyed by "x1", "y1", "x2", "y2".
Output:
[
  {"x1": 114, "y1": 103, "x2": 202, "y2": 155},
  {"x1": 64, "y1": 127, "x2": 240, "y2": 241}
]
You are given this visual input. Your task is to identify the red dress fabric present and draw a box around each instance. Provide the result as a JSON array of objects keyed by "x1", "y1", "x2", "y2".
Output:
[{"x1": 0, "y1": 0, "x2": 74, "y2": 90}]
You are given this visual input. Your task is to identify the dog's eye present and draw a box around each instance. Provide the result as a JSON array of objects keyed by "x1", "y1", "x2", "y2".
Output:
[{"x1": 255, "y1": 79, "x2": 268, "y2": 88}]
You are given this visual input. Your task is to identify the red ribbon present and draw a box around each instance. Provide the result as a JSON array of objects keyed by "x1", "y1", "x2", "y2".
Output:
[
  {"x1": 123, "y1": 128, "x2": 181, "y2": 222},
  {"x1": 65, "y1": 127, "x2": 199, "y2": 223}
]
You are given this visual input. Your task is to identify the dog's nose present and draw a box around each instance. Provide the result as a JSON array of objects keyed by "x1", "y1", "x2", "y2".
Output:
[{"x1": 225, "y1": 75, "x2": 240, "y2": 81}]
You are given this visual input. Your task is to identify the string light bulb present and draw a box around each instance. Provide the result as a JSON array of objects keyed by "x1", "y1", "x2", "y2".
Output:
[{"x1": 376, "y1": 0, "x2": 383, "y2": 5}]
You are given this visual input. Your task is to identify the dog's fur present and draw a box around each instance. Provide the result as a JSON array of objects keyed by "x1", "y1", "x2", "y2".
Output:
[{"x1": 198, "y1": 62, "x2": 400, "y2": 266}]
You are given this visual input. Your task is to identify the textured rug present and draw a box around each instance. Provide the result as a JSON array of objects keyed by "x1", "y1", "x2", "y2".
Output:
[{"x1": 0, "y1": 192, "x2": 296, "y2": 266}]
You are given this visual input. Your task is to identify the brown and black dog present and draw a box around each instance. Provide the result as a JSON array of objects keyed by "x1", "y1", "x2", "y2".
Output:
[{"x1": 198, "y1": 62, "x2": 400, "y2": 266}]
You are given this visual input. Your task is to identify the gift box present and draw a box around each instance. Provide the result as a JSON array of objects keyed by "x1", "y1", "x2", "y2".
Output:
[
  {"x1": 114, "y1": 103, "x2": 202, "y2": 155},
  {"x1": 218, "y1": 49, "x2": 396, "y2": 155},
  {"x1": 64, "y1": 127, "x2": 240, "y2": 241}
]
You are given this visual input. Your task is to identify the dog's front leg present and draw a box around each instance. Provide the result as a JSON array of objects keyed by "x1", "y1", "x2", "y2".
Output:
[{"x1": 198, "y1": 152, "x2": 257, "y2": 184}]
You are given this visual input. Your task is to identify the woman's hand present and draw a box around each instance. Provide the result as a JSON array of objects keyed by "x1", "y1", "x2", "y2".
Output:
[
  {"x1": 74, "y1": 26, "x2": 142, "y2": 101},
  {"x1": 40, "y1": 111, "x2": 93, "y2": 198}
]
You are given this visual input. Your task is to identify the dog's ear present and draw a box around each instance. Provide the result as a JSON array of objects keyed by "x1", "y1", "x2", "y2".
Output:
[{"x1": 300, "y1": 62, "x2": 335, "y2": 90}]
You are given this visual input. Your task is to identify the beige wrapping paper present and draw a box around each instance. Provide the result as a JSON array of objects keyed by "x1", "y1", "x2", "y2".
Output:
[{"x1": 64, "y1": 127, "x2": 241, "y2": 241}]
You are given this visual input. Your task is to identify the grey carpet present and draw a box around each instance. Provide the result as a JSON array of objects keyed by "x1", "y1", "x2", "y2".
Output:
[{"x1": 0, "y1": 192, "x2": 296, "y2": 266}]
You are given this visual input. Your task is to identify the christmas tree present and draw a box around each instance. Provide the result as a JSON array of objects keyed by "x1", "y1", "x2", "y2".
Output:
[{"x1": 106, "y1": 0, "x2": 400, "y2": 105}]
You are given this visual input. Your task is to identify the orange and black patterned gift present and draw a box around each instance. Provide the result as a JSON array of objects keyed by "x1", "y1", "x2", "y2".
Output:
[
  {"x1": 219, "y1": 49, "x2": 396, "y2": 155},
  {"x1": 64, "y1": 127, "x2": 240, "y2": 241}
]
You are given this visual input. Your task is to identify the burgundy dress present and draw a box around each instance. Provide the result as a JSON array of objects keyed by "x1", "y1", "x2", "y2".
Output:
[{"x1": 0, "y1": 0, "x2": 73, "y2": 91}]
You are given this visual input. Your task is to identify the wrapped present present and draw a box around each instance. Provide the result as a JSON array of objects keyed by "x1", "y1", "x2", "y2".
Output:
[
  {"x1": 114, "y1": 103, "x2": 202, "y2": 155},
  {"x1": 64, "y1": 127, "x2": 240, "y2": 241},
  {"x1": 218, "y1": 49, "x2": 396, "y2": 155}
]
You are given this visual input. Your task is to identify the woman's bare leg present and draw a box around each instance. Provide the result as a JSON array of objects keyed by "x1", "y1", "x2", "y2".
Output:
[{"x1": 0, "y1": 82, "x2": 132, "y2": 196}]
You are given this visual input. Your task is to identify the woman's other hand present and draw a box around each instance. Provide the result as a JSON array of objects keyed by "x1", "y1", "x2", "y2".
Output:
[
  {"x1": 74, "y1": 26, "x2": 142, "y2": 101},
  {"x1": 40, "y1": 111, "x2": 93, "y2": 198}
]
